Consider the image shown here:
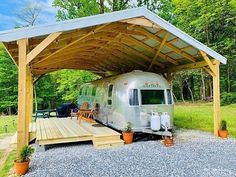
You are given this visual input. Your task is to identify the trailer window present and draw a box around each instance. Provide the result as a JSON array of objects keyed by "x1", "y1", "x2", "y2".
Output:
[
  {"x1": 107, "y1": 84, "x2": 113, "y2": 105},
  {"x1": 129, "y1": 89, "x2": 139, "y2": 106},
  {"x1": 141, "y1": 90, "x2": 165, "y2": 105},
  {"x1": 108, "y1": 84, "x2": 113, "y2": 97},
  {"x1": 107, "y1": 99, "x2": 112, "y2": 105},
  {"x1": 167, "y1": 89, "x2": 172, "y2": 104},
  {"x1": 92, "y1": 87, "x2": 96, "y2": 96}
]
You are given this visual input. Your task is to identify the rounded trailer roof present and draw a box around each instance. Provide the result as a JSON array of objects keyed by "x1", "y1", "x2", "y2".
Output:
[{"x1": 0, "y1": 7, "x2": 227, "y2": 76}]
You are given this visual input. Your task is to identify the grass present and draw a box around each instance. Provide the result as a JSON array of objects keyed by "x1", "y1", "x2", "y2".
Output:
[
  {"x1": 174, "y1": 102, "x2": 236, "y2": 137},
  {"x1": 0, "y1": 150, "x2": 16, "y2": 177},
  {"x1": 0, "y1": 150, "x2": 3, "y2": 159},
  {"x1": 0, "y1": 116, "x2": 17, "y2": 177},
  {"x1": 0, "y1": 116, "x2": 17, "y2": 138}
]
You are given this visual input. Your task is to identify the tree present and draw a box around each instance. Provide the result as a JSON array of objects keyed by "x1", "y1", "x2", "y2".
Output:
[
  {"x1": 16, "y1": 1, "x2": 42, "y2": 27},
  {"x1": 158, "y1": 0, "x2": 177, "y2": 24},
  {"x1": 137, "y1": 0, "x2": 161, "y2": 13},
  {"x1": 52, "y1": 70, "x2": 99, "y2": 102},
  {"x1": 53, "y1": 0, "x2": 100, "y2": 20},
  {"x1": 35, "y1": 74, "x2": 61, "y2": 109},
  {"x1": 98, "y1": 0, "x2": 105, "y2": 13},
  {"x1": 0, "y1": 44, "x2": 18, "y2": 114},
  {"x1": 107, "y1": 0, "x2": 131, "y2": 11},
  {"x1": 173, "y1": 0, "x2": 236, "y2": 101}
]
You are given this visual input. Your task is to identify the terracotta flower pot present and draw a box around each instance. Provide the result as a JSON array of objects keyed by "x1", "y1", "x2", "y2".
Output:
[
  {"x1": 163, "y1": 137, "x2": 174, "y2": 147},
  {"x1": 14, "y1": 159, "x2": 30, "y2": 175},
  {"x1": 122, "y1": 132, "x2": 134, "y2": 144},
  {"x1": 218, "y1": 130, "x2": 229, "y2": 139}
]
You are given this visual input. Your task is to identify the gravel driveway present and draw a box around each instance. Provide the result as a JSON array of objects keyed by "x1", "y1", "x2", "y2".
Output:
[{"x1": 25, "y1": 129, "x2": 236, "y2": 177}]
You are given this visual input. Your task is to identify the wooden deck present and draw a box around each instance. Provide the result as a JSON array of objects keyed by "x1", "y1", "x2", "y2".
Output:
[
  {"x1": 35, "y1": 118, "x2": 123, "y2": 148},
  {"x1": 29, "y1": 122, "x2": 36, "y2": 142}
]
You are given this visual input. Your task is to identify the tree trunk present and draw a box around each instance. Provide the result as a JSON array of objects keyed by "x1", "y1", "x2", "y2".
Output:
[
  {"x1": 180, "y1": 80, "x2": 185, "y2": 102},
  {"x1": 227, "y1": 63, "x2": 231, "y2": 92},
  {"x1": 34, "y1": 85, "x2": 37, "y2": 111},
  {"x1": 7, "y1": 107, "x2": 12, "y2": 115},
  {"x1": 186, "y1": 81, "x2": 194, "y2": 103},
  {"x1": 190, "y1": 76, "x2": 194, "y2": 99},
  {"x1": 201, "y1": 69, "x2": 206, "y2": 100},
  {"x1": 209, "y1": 77, "x2": 213, "y2": 97},
  {"x1": 173, "y1": 93, "x2": 178, "y2": 103},
  {"x1": 98, "y1": 0, "x2": 105, "y2": 14}
]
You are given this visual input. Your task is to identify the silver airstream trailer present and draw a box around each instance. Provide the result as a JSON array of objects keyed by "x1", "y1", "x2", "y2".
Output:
[{"x1": 78, "y1": 71, "x2": 173, "y2": 132}]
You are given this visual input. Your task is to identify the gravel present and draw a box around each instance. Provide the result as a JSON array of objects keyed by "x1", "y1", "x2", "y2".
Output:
[{"x1": 25, "y1": 129, "x2": 236, "y2": 177}]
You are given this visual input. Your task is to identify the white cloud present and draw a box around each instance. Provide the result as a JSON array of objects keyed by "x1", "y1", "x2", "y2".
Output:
[
  {"x1": 0, "y1": 13, "x2": 17, "y2": 22},
  {"x1": 40, "y1": 0, "x2": 58, "y2": 15},
  {"x1": 0, "y1": 13, "x2": 18, "y2": 29},
  {"x1": 39, "y1": 0, "x2": 57, "y2": 24}
]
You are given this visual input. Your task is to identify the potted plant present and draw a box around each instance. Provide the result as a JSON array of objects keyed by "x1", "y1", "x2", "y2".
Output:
[
  {"x1": 122, "y1": 122, "x2": 134, "y2": 144},
  {"x1": 14, "y1": 145, "x2": 34, "y2": 175},
  {"x1": 218, "y1": 120, "x2": 229, "y2": 139},
  {"x1": 163, "y1": 136, "x2": 174, "y2": 147}
]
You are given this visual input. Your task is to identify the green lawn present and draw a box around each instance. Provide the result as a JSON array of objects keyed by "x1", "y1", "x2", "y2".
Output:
[
  {"x1": 0, "y1": 116, "x2": 17, "y2": 138},
  {"x1": 174, "y1": 102, "x2": 236, "y2": 137},
  {"x1": 0, "y1": 150, "x2": 3, "y2": 159},
  {"x1": 0, "y1": 116, "x2": 17, "y2": 176},
  {"x1": 0, "y1": 150, "x2": 16, "y2": 177}
]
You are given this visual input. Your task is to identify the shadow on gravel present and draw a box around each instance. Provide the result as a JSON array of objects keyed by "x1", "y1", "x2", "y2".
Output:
[{"x1": 45, "y1": 141, "x2": 93, "y2": 151}]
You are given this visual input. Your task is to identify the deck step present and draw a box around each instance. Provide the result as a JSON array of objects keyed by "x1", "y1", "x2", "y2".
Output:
[
  {"x1": 93, "y1": 139, "x2": 124, "y2": 149},
  {"x1": 93, "y1": 134, "x2": 121, "y2": 142}
]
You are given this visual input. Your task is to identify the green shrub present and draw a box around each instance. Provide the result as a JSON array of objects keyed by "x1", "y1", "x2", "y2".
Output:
[
  {"x1": 18, "y1": 145, "x2": 34, "y2": 162},
  {"x1": 124, "y1": 122, "x2": 133, "y2": 132},
  {"x1": 220, "y1": 120, "x2": 227, "y2": 130},
  {"x1": 221, "y1": 92, "x2": 236, "y2": 105}
]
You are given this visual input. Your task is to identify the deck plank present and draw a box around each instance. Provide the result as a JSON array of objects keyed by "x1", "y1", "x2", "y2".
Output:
[
  {"x1": 40, "y1": 119, "x2": 48, "y2": 140},
  {"x1": 47, "y1": 119, "x2": 63, "y2": 139},
  {"x1": 50, "y1": 119, "x2": 70, "y2": 138},
  {"x1": 59, "y1": 119, "x2": 80, "y2": 137},
  {"x1": 36, "y1": 119, "x2": 42, "y2": 140},
  {"x1": 43, "y1": 119, "x2": 53, "y2": 140},
  {"x1": 64, "y1": 119, "x2": 91, "y2": 136}
]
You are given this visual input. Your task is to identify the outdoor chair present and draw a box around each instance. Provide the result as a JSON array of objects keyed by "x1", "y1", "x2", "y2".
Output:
[
  {"x1": 77, "y1": 102, "x2": 99, "y2": 123},
  {"x1": 76, "y1": 102, "x2": 89, "y2": 119}
]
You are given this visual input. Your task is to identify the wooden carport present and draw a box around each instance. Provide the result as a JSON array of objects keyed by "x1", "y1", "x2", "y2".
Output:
[{"x1": 0, "y1": 7, "x2": 227, "y2": 156}]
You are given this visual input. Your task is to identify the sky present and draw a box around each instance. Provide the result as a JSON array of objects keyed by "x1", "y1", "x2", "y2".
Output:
[{"x1": 0, "y1": 0, "x2": 57, "y2": 31}]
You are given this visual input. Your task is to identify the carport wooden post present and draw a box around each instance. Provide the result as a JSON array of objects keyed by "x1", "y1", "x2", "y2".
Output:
[
  {"x1": 200, "y1": 50, "x2": 221, "y2": 136},
  {"x1": 17, "y1": 38, "x2": 33, "y2": 156},
  {"x1": 212, "y1": 61, "x2": 220, "y2": 136}
]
